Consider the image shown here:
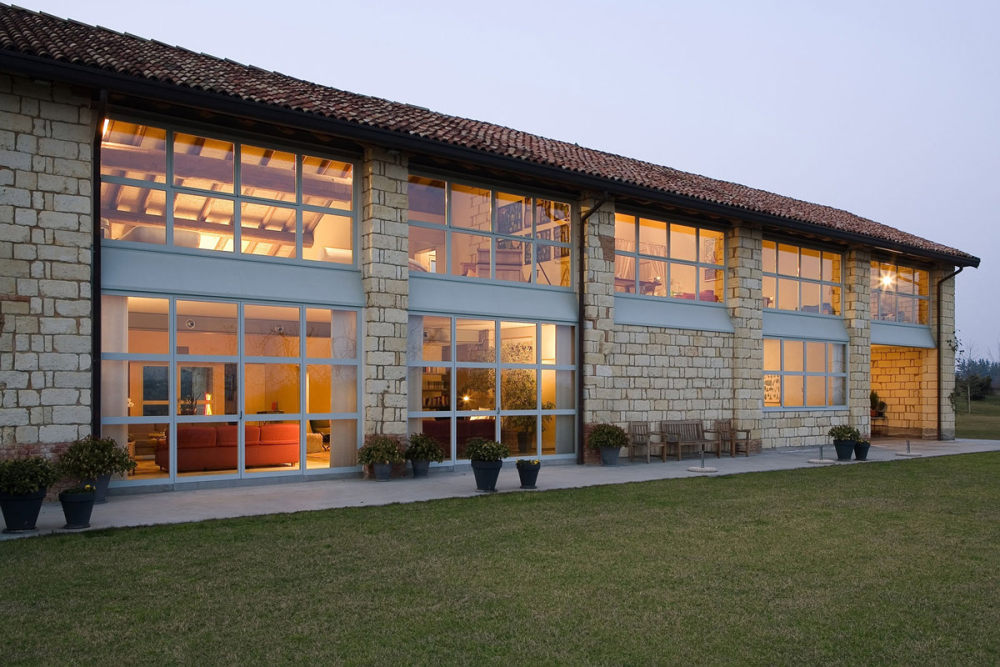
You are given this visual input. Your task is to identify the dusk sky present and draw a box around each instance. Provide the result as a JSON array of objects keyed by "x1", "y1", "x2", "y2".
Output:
[{"x1": 24, "y1": 0, "x2": 1000, "y2": 358}]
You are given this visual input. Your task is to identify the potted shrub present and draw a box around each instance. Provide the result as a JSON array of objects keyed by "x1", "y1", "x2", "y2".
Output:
[
  {"x1": 58, "y1": 435, "x2": 136, "y2": 503},
  {"x1": 59, "y1": 483, "x2": 96, "y2": 529},
  {"x1": 466, "y1": 437, "x2": 509, "y2": 492},
  {"x1": 854, "y1": 437, "x2": 872, "y2": 461},
  {"x1": 358, "y1": 434, "x2": 404, "y2": 481},
  {"x1": 0, "y1": 456, "x2": 59, "y2": 532},
  {"x1": 588, "y1": 424, "x2": 629, "y2": 466},
  {"x1": 515, "y1": 458, "x2": 541, "y2": 489},
  {"x1": 405, "y1": 432, "x2": 445, "y2": 478},
  {"x1": 828, "y1": 425, "x2": 861, "y2": 461},
  {"x1": 870, "y1": 391, "x2": 887, "y2": 418}
]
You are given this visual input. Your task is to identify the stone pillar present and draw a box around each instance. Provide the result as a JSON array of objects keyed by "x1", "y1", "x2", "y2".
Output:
[
  {"x1": 360, "y1": 147, "x2": 408, "y2": 437},
  {"x1": 934, "y1": 266, "x2": 957, "y2": 440},
  {"x1": 579, "y1": 194, "x2": 617, "y2": 426},
  {"x1": 0, "y1": 75, "x2": 94, "y2": 454},
  {"x1": 726, "y1": 223, "x2": 763, "y2": 445},
  {"x1": 844, "y1": 248, "x2": 872, "y2": 435}
]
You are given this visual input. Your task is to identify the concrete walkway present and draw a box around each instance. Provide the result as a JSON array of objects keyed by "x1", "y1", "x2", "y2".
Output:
[{"x1": 4, "y1": 437, "x2": 999, "y2": 541}]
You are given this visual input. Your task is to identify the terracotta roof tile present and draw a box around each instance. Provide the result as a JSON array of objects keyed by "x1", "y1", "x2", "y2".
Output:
[{"x1": 0, "y1": 4, "x2": 978, "y2": 264}]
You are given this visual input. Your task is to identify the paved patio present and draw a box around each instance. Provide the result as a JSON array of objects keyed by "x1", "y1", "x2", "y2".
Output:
[{"x1": 4, "y1": 437, "x2": 999, "y2": 541}]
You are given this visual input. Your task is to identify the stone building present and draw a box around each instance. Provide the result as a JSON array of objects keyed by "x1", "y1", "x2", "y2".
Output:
[{"x1": 0, "y1": 6, "x2": 979, "y2": 491}]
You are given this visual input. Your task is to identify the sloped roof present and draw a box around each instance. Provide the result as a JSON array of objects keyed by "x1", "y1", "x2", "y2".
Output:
[{"x1": 0, "y1": 4, "x2": 979, "y2": 265}]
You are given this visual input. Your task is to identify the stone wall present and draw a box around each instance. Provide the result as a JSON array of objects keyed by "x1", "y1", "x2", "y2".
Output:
[
  {"x1": 844, "y1": 249, "x2": 872, "y2": 436},
  {"x1": 579, "y1": 195, "x2": 617, "y2": 424},
  {"x1": 761, "y1": 409, "x2": 852, "y2": 448},
  {"x1": 935, "y1": 268, "x2": 957, "y2": 439},
  {"x1": 726, "y1": 224, "x2": 763, "y2": 442},
  {"x1": 360, "y1": 146, "x2": 409, "y2": 437},
  {"x1": 871, "y1": 345, "x2": 936, "y2": 437},
  {"x1": 0, "y1": 74, "x2": 94, "y2": 455}
]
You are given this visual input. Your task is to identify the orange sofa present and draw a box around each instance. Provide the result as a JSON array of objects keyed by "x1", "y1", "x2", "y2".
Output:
[{"x1": 155, "y1": 423, "x2": 300, "y2": 472}]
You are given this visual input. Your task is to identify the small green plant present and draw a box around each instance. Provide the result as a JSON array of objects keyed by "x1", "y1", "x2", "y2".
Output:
[
  {"x1": 0, "y1": 456, "x2": 59, "y2": 495},
  {"x1": 828, "y1": 425, "x2": 861, "y2": 442},
  {"x1": 59, "y1": 483, "x2": 96, "y2": 498},
  {"x1": 357, "y1": 435, "x2": 404, "y2": 465},
  {"x1": 465, "y1": 438, "x2": 509, "y2": 462},
  {"x1": 59, "y1": 435, "x2": 136, "y2": 480},
  {"x1": 587, "y1": 424, "x2": 629, "y2": 450},
  {"x1": 405, "y1": 433, "x2": 445, "y2": 462},
  {"x1": 516, "y1": 458, "x2": 540, "y2": 469}
]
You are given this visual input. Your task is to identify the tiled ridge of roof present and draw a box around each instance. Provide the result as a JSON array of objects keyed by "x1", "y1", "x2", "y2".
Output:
[{"x1": 0, "y1": 4, "x2": 977, "y2": 263}]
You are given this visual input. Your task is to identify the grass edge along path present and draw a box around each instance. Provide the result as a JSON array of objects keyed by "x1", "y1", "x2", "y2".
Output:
[{"x1": 2, "y1": 453, "x2": 998, "y2": 665}]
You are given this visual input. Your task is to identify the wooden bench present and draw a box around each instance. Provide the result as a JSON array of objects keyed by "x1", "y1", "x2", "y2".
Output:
[{"x1": 659, "y1": 420, "x2": 720, "y2": 460}]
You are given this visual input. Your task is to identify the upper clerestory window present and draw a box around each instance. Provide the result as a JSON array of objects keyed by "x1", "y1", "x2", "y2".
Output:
[
  {"x1": 762, "y1": 240, "x2": 842, "y2": 316},
  {"x1": 613, "y1": 213, "x2": 725, "y2": 302},
  {"x1": 407, "y1": 175, "x2": 572, "y2": 287},
  {"x1": 870, "y1": 260, "x2": 929, "y2": 325},
  {"x1": 99, "y1": 119, "x2": 355, "y2": 264}
]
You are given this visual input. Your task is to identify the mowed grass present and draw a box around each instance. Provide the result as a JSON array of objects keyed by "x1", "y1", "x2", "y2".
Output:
[
  {"x1": 956, "y1": 391, "x2": 1000, "y2": 439},
  {"x1": 3, "y1": 455, "x2": 999, "y2": 665}
]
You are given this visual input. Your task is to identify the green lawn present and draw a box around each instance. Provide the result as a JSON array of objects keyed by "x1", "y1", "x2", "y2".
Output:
[
  {"x1": 956, "y1": 391, "x2": 1000, "y2": 439},
  {"x1": 3, "y1": 454, "x2": 999, "y2": 665}
]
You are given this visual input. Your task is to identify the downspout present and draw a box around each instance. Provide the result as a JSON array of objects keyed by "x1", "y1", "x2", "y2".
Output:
[
  {"x1": 576, "y1": 196, "x2": 608, "y2": 464},
  {"x1": 91, "y1": 90, "x2": 108, "y2": 438},
  {"x1": 936, "y1": 266, "x2": 963, "y2": 440}
]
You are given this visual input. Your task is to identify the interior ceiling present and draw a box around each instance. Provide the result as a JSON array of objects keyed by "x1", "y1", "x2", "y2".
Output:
[{"x1": 109, "y1": 92, "x2": 938, "y2": 268}]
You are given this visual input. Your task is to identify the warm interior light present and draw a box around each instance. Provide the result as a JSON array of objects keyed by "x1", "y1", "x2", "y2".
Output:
[
  {"x1": 880, "y1": 273, "x2": 894, "y2": 288},
  {"x1": 462, "y1": 395, "x2": 470, "y2": 403},
  {"x1": 204, "y1": 393, "x2": 212, "y2": 416},
  {"x1": 102, "y1": 118, "x2": 110, "y2": 139}
]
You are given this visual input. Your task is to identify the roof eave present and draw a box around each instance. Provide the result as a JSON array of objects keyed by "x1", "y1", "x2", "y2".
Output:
[{"x1": 1, "y1": 50, "x2": 981, "y2": 269}]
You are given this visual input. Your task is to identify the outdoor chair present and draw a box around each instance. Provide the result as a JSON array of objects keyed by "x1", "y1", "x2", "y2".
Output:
[
  {"x1": 706, "y1": 418, "x2": 751, "y2": 457},
  {"x1": 627, "y1": 421, "x2": 666, "y2": 463}
]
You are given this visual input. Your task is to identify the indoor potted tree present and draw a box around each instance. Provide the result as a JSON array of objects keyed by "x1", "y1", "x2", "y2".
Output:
[
  {"x1": 405, "y1": 432, "x2": 445, "y2": 478},
  {"x1": 828, "y1": 425, "x2": 861, "y2": 461},
  {"x1": 466, "y1": 437, "x2": 510, "y2": 492},
  {"x1": 58, "y1": 435, "x2": 136, "y2": 503},
  {"x1": 870, "y1": 391, "x2": 887, "y2": 418},
  {"x1": 588, "y1": 424, "x2": 629, "y2": 466},
  {"x1": 358, "y1": 434, "x2": 404, "y2": 481},
  {"x1": 0, "y1": 455, "x2": 59, "y2": 532},
  {"x1": 515, "y1": 458, "x2": 541, "y2": 489},
  {"x1": 58, "y1": 483, "x2": 96, "y2": 530}
]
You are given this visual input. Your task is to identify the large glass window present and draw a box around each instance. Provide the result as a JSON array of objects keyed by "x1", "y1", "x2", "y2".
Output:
[
  {"x1": 614, "y1": 213, "x2": 724, "y2": 301},
  {"x1": 100, "y1": 118, "x2": 355, "y2": 264},
  {"x1": 407, "y1": 176, "x2": 572, "y2": 287},
  {"x1": 100, "y1": 295, "x2": 361, "y2": 482},
  {"x1": 406, "y1": 316, "x2": 575, "y2": 459},
  {"x1": 870, "y1": 260, "x2": 930, "y2": 324},
  {"x1": 763, "y1": 338, "x2": 846, "y2": 408},
  {"x1": 762, "y1": 240, "x2": 842, "y2": 315}
]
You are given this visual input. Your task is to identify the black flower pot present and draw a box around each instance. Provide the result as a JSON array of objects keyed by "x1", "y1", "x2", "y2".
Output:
[
  {"x1": 410, "y1": 459, "x2": 430, "y2": 478},
  {"x1": 0, "y1": 489, "x2": 46, "y2": 532},
  {"x1": 517, "y1": 464, "x2": 540, "y2": 489},
  {"x1": 833, "y1": 440, "x2": 855, "y2": 461},
  {"x1": 854, "y1": 442, "x2": 871, "y2": 461},
  {"x1": 59, "y1": 490, "x2": 95, "y2": 529},
  {"x1": 372, "y1": 463, "x2": 393, "y2": 481},
  {"x1": 600, "y1": 446, "x2": 620, "y2": 466},
  {"x1": 85, "y1": 474, "x2": 112, "y2": 504},
  {"x1": 471, "y1": 460, "x2": 502, "y2": 492}
]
